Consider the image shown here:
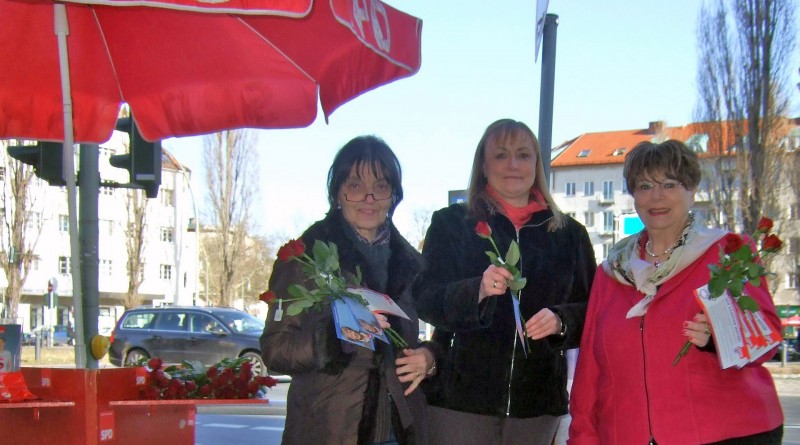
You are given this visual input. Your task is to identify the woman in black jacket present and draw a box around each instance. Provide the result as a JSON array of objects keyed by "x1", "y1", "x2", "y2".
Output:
[
  {"x1": 414, "y1": 119, "x2": 596, "y2": 445},
  {"x1": 261, "y1": 136, "x2": 439, "y2": 445}
]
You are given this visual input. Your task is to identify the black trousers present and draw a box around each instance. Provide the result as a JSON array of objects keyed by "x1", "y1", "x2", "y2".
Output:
[{"x1": 704, "y1": 425, "x2": 783, "y2": 445}]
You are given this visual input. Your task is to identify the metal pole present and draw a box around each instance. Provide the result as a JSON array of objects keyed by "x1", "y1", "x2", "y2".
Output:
[
  {"x1": 538, "y1": 13, "x2": 559, "y2": 183},
  {"x1": 79, "y1": 144, "x2": 99, "y2": 369}
]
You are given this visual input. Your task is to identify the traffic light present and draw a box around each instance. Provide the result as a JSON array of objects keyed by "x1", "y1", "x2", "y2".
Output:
[
  {"x1": 6, "y1": 142, "x2": 67, "y2": 186},
  {"x1": 109, "y1": 116, "x2": 162, "y2": 198}
]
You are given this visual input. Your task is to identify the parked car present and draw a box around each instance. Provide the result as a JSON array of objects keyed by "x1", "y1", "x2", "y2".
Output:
[{"x1": 109, "y1": 306, "x2": 268, "y2": 376}]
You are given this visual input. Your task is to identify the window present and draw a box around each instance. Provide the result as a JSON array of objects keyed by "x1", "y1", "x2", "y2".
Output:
[
  {"x1": 0, "y1": 166, "x2": 5, "y2": 181},
  {"x1": 621, "y1": 179, "x2": 628, "y2": 194},
  {"x1": 788, "y1": 237, "x2": 800, "y2": 255},
  {"x1": 100, "y1": 186, "x2": 115, "y2": 196},
  {"x1": 100, "y1": 259, "x2": 113, "y2": 276},
  {"x1": 602, "y1": 243, "x2": 611, "y2": 260},
  {"x1": 577, "y1": 149, "x2": 591, "y2": 158},
  {"x1": 566, "y1": 212, "x2": 576, "y2": 219},
  {"x1": 787, "y1": 273, "x2": 798, "y2": 289},
  {"x1": 789, "y1": 205, "x2": 800, "y2": 220},
  {"x1": 161, "y1": 189, "x2": 174, "y2": 207},
  {"x1": 58, "y1": 256, "x2": 71, "y2": 275},
  {"x1": 611, "y1": 148, "x2": 626, "y2": 156},
  {"x1": 160, "y1": 264, "x2": 173, "y2": 280},
  {"x1": 603, "y1": 181, "x2": 614, "y2": 201},
  {"x1": 565, "y1": 182, "x2": 576, "y2": 196},
  {"x1": 30, "y1": 258, "x2": 40, "y2": 271},
  {"x1": 59, "y1": 214, "x2": 69, "y2": 233},
  {"x1": 583, "y1": 181, "x2": 594, "y2": 196},
  {"x1": 26, "y1": 211, "x2": 42, "y2": 230},
  {"x1": 99, "y1": 219, "x2": 114, "y2": 236},
  {"x1": 161, "y1": 227, "x2": 174, "y2": 243},
  {"x1": 603, "y1": 211, "x2": 614, "y2": 232},
  {"x1": 121, "y1": 312, "x2": 155, "y2": 329},
  {"x1": 584, "y1": 212, "x2": 595, "y2": 227}
]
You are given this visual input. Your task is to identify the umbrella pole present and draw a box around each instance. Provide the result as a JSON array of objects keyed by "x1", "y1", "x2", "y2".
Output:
[{"x1": 55, "y1": 4, "x2": 87, "y2": 369}]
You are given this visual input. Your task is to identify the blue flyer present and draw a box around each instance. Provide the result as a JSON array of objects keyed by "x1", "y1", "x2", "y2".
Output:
[
  {"x1": 331, "y1": 298, "x2": 374, "y2": 350},
  {"x1": 342, "y1": 296, "x2": 389, "y2": 344}
]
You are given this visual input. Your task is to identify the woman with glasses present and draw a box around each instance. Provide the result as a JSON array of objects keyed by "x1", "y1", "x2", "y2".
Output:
[
  {"x1": 261, "y1": 135, "x2": 440, "y2": 445},
  {"x1": 413, "y1": 119, "x2": 596, "y2": 445},
  {"x1": 568, "y1": 140, "x2": 783, "y2": 444}
]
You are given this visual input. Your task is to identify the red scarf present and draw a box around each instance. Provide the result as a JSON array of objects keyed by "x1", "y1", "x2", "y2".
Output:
[{"x1": 486, "y1": 185, "x2": 548, "y2": 230}]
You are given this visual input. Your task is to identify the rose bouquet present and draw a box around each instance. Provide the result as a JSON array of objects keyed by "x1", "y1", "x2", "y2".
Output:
[
  {"x1": 475, "y1": 221, "x2": 530, "y2": 353},
  {"x1": 260, "y1": 239, "x2": 408, "y2": 349},
  {"x1": 140, "y1": 357, "x2": 277, "y2": 400},
  {"x1": 673, "y1": 217, "x2": 783, "y2": 365}
]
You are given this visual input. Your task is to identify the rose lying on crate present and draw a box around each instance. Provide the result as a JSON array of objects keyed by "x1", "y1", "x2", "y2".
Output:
[{"x1": 139, "y1": 357, "x2": 277, "y2": 400}]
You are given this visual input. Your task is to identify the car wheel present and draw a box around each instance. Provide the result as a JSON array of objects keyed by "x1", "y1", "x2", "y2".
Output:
[
  {"x1": 124, "y1": 348, "x2": 150, "y2": 366},
  {"x1": 241, "y1": 352, "x2": 267, "y2": 376}
]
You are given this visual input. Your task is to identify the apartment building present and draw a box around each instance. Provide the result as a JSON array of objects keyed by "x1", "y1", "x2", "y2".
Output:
[
  {"x1": 550, "y1": 119, "x2": 800, "y2": 325},
  {"x1": 0, "y1": 134, "x2": 199, "y2": 334}
]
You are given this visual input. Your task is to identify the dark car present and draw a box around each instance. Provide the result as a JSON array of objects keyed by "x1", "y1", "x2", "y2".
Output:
[{"x1": 109, "y1": 306, "x2": 268, "y2": 376}]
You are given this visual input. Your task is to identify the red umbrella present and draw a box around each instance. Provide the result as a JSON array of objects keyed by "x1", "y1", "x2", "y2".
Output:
[
  {"x1": 0, "y1": 0, "x2": 421, "y2": 367},
  {"x1": 0, "y1": 0, "x2": 422, "y2": 143},
  {"x1": 783, "y1": 315, "x2": 800, "y2": 327}
]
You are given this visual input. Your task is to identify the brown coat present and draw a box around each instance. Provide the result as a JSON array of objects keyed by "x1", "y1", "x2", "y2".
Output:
[{"x1": 261, "y1": 211, "x2": 432, "y2": 445}]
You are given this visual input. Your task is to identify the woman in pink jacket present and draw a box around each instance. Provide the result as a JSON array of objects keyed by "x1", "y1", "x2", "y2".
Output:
[{"x1": 568, "y1": 140, "x2": 783, "y2": 444}]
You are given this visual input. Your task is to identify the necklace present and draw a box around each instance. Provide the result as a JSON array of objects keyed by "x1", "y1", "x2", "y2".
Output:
[{"x1": 644, "y1": 239, "x2": 678, "y2": 268}]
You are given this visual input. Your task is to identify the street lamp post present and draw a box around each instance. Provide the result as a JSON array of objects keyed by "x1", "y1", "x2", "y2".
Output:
[{"x1": 164, "y1": 151, "x2": 202, "y2": 306}]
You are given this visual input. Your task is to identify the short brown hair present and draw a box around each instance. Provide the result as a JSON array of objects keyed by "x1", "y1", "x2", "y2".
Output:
[{"x1": 623, "y1": 139, "x2": 701, "y2": 195}]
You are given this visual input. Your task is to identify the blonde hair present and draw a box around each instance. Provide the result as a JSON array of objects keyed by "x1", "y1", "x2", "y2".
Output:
[{"x1": 466, "y1": 119, "x2": 565, "y2": 231}]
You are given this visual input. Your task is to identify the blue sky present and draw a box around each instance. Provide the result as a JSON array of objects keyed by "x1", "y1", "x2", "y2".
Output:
[{"x1": 164, "y1": 0, "x2": 800, "y2": 242}]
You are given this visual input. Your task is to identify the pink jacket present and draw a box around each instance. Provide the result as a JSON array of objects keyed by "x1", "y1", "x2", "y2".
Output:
[{"x1": 568, "y1": 240, "x2": 783, "y2": 444}]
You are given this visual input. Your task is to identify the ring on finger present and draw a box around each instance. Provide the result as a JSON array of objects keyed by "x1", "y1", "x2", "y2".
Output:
[
  {"x1": 492, "y1": 281, "x2": 497, "y2": 288},
  {"x1": 704, "y1": 328, "x2": 711, "y2": 335}
]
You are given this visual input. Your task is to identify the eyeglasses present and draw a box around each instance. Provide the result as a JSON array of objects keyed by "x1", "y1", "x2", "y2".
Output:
[
  {"x1": 342, "y1": 181, "x2": 393, "y2": 202},
  {"x1": 634, "y1": 180, "x2": 684, "y2": 194}
]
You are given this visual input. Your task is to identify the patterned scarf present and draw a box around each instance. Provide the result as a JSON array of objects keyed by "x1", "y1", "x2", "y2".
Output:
[{"x1": 603, "y1": 214, "x2": 727, "y2": 317}]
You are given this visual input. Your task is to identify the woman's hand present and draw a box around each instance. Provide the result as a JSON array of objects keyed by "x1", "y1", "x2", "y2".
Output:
[
  {"x1": 395, "y1": 347, "x2": 434, "y2": 396},
  {"x1": 479, "y1": 265, "x2": 514, "y2": 302},
  {"x1": 373, "y1": 312, "x2": 391, "y2": 330},
  {"x1": 525, "y1": 308, "x2": 562, "y2": 340},
  {"x1": 683, "y1": 312, "x2": 712, "y2": 348}
]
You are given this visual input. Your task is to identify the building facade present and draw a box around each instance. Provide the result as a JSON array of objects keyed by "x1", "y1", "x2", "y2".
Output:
[{"x1": 0, "y1": 134, "x2": 199, "y2": 334}]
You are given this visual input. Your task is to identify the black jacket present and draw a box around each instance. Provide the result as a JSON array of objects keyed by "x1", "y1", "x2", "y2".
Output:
[
  {"x1": 413, "y1": 204, "x2": 595, "y2": 418},
  {"x1": 261, "y1": 211, "x2": 435, "y2": 444}
]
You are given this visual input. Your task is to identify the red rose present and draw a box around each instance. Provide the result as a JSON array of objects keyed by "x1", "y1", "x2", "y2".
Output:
[
  {"x1": 277, "y1": 239, "x2": 306, "y2": 261},
  {"x1": 147, "y1": 357, "x2": 163, "y2": 370},
  {"x1": 475, "y1": 221, "x2": 492, "y2": 238},
  {"x1": 207, "y1": 366, "x2": 218, "y2": 379},
  {"x1": 723, "y1": 234, "x2": 745, "y2": 254},
  {"x1": 757, "y1": 217, "x2": 774, "y2": 233},
  {"x1": 762, "y1": 234, "x2": 783, "y2": 252},
  {"x1": 259, "y1": 290, "x2": 277, "y2": 304}
]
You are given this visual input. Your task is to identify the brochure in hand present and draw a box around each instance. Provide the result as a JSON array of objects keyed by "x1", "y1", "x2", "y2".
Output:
[
  {"x1": 331, "y1": 288, "x2": 408, "y2": 350},
  {"x1": 694, "y1": 285, "x2": 782, "y2": 369}
]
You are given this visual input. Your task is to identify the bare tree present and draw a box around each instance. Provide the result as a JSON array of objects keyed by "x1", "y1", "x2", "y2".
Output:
[
  {"x1": 0, "y1": 140, "x2": 45, "y2": 318},
  {"x1": 203, "y1": 130, "x2": 259, "y2": 307},
  {"x1": 121, "y1": 189, "x2": 148, "y2": 309},
  {"x1": 694, "y1": 0, "x2": 797, "y2": 232},
  {"x1": 409, "y1": 208, "x2": 434, "y2": 252}
]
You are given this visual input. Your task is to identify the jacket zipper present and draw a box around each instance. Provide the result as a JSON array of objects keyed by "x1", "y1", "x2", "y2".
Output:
[{"x1": 641, "y1": 315, "x2": 657, "y2": 444}]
